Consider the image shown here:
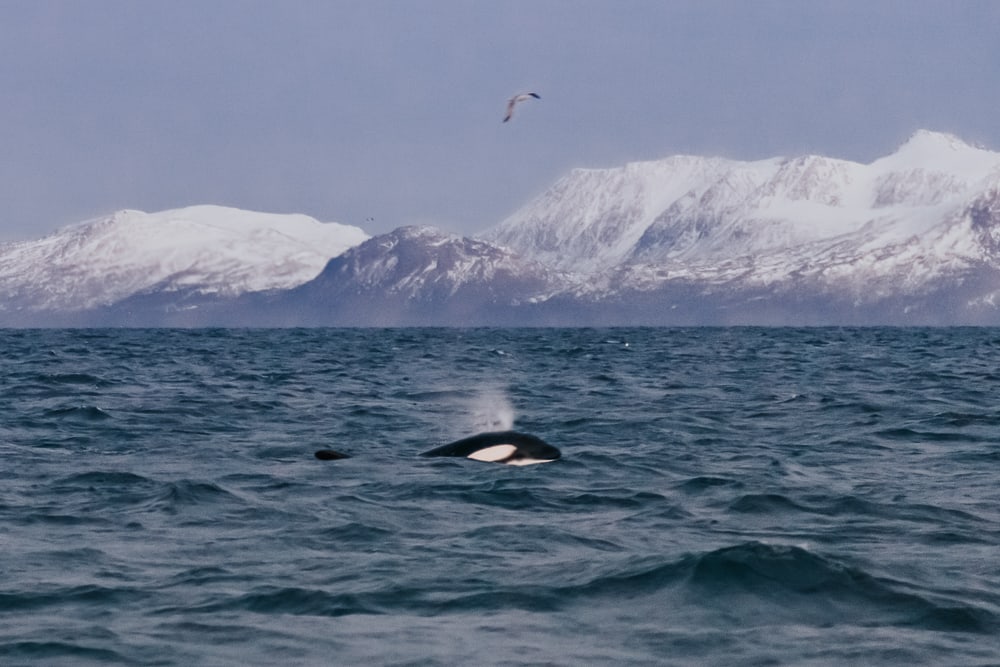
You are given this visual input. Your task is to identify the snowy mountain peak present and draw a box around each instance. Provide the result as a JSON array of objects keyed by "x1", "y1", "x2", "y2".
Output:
[
  {"x1": 893, "y1": 129, "x2": 975, "y2": 156},
  {"x1": 95, "y1": 204, "x2": 362, "y2": 241},
  {"x1": 867, "y1": 131, "x2": 1000, "y2": 209},
  {"x1": 388, "y1": 225, "x2": 457, "y2": 245},
  {"x1": 875, "y1": 130, "x2": 997, "y2": 173}
]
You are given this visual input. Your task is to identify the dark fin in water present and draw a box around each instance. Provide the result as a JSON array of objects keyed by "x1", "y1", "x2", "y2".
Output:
[{"x1": 315, "y1": 449, "x2": 350, "y2": 461}]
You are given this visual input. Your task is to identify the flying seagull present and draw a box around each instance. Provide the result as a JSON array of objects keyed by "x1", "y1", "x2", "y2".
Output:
[{"x1": 503, "y1": 92, "x2": 540, "y2": 123}]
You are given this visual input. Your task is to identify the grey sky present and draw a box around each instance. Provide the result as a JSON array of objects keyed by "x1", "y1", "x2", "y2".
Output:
[{"x1": 1, "y1": 0, "x2": 998, "y2": 242}]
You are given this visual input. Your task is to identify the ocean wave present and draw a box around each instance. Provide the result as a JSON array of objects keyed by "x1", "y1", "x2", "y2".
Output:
[
  {"x1": 676, "y1": 475, "x2": 745, "y2": 494},
  {"x1": 725, "y1": 492, "x2": 992, "y2": 531},
  {"x1": 47, "y1": 472, "x2": 246, "y2": 520},
  {"x1": 153, "y1": 480, "x2": 243, "y2": 513},
  {"x1": 56, "y1": 471, "x2": 153, "y2": 486},
  {"x1": 558, "y1": 542, "x2": 998, "y2": 634},
  {"x1": 0, "y1": 641, "x2": 129, "y2": 664},
  {"x1": 34, "y1": 373, "x2": 113, "y2": 387},
  {"x1": 157, "y1": 586, "x2": 381, "y2": 617},
  {"x1": 140, "y1": 541, "x2": 997, "y2": 637},
  {"x1": 42, "y1": 405, "x2": 113, "y2": 421},
  {"x1": 0, "y1": 584, "x2": 149, "y2": 613}
]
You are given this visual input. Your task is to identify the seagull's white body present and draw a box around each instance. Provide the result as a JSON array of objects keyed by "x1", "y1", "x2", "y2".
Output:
[{"x1": 503, "y1": 92, "x2": 540, "y2": 122}]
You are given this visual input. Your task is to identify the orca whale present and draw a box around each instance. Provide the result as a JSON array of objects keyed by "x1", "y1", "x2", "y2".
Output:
[{"x1": 420, "y1": 431, "x2": 560, "y2": 466}]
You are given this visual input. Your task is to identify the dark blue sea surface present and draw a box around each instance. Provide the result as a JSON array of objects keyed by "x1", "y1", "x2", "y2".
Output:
[{"x1": 1, "y1": 327, "x2": 999, "y2": 665}]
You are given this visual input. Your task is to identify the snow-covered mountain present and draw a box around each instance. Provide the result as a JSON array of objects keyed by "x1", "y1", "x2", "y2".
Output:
[
  {"x1": 484, "y1": 130, "x2": 1000, "y2": 280},
  {"x1": 0, "y1": 205, "x2": 368, "y2": 317},
  {"x1": 476, "y1": 130, "x2": 1000, "y2": 322},
  {"x1": 275, "y1": 226, "x2": 562, "y2": 325}
]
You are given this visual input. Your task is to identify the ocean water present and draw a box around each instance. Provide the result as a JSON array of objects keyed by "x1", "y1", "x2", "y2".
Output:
[{"x1": 1, "y1": 327, "x2": 999, "y2": 666}]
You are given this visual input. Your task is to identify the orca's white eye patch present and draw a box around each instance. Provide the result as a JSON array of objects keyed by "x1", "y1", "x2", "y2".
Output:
[{"x1": 467, "y1": 444, "x2": 517, "y2": 462}]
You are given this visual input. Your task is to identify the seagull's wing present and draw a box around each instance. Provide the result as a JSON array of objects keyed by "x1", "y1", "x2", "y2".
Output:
[
  {"x1": 502, "y1": 92, "x2": 540, "y2": 123},
  {"x1": 503, "y1": 97, "x2": 517, "y2": 123}
]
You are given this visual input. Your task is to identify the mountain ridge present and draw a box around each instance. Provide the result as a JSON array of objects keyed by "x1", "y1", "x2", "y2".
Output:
[{"x1": 4, "y1": 130, "x2": 1000, "y2": 326}]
